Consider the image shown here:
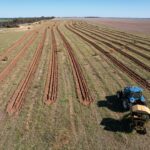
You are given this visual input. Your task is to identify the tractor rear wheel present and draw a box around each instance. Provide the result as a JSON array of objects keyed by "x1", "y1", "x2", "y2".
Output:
[{"x1": 137, "y1": 128, "x2": 147, "y2": 134}]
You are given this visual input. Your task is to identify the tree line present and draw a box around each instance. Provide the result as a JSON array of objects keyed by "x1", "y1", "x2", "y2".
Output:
[{"x1": 0, "y1": 16, "x2": 55, "y2": 28}]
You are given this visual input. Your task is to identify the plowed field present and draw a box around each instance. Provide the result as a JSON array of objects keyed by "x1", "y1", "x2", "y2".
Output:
[{"x1": 0, "y1": 20, "x2": 150, "y2": 150}]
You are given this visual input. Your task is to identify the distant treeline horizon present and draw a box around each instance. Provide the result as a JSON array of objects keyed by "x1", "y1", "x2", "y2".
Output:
[{"x1": 0, "y1": 16, "x2": 55, "y2": 28}]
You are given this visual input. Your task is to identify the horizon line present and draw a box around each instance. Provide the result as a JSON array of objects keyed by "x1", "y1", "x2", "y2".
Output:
[{"x1": 0, "y1": 16, "x2": 150, "y2": 19}]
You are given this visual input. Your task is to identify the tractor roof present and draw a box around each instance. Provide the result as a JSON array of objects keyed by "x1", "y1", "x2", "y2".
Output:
[{"x1": 124, "y1": 86, "x2": 143, "y2": 93}]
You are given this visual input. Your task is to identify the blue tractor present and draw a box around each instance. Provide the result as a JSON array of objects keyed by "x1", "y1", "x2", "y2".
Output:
[
  {"x1": 116, "y1": 86, "x2": 146, "y2": 110},
  {"x1": 116, "y1": 86, "x2": 150, "y2": 134}
]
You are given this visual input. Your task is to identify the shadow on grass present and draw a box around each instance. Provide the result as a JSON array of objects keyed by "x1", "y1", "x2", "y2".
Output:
[
  {"x1": 100, "y1": 117, "x2": 132, "y2": 133},
  {"x1": 97, "y1": 95, "x2": 125, "y2": 113},
  {"x1": 98, "y1": 95, "x2": 147, "y2": 134}
]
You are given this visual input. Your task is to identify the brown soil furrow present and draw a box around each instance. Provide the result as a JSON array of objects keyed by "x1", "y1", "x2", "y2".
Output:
[
  {"x1": 69, "y1": 24, "x2": 150, "y2": 72},
  {"x1": 0, "y1": 32, "x2": 38, "y2": 82},
  {"x1": 44, "y1": 27, "x2": 58, "y2": 104},
  {"x1": 6, "y1": 29, "x2": 47, "y2": 115},
  {"x1": 80, "y1": 23, "x2": 150, "y2": 56},
  {"x1": 0, "y1": 31, "x2": 34, "y2": 61},
  {"x1": 80, "y1": 22, "x2": 150, "y2": 46},
  {"x1": 57, "y1": 27, "x2": 93, "y2": 105},
  {"x1": 77, "y1": 22, "x2": 150, "y2": 52},
  {"x1": 66, "y1": 25, "x2": 150, "y2": 91},
  {"x1": 75, "y1": 23, "x2": 150, "y2": 57}
]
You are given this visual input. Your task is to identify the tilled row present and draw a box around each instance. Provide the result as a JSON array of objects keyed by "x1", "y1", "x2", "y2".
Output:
[
  {"x1": 44, "y1": 27, "x2": 58, "y2": 105},
  {"x1": 0, "y1": 30, "x2": 34, "y2": 61},
  {"x1": 75, "y1": 22, "x2": 150, "y2": 59},
  {"x1": 69, "y1": 24, "x2": 150, "y2": 72},
  {"x1": 66, "y1": 25, "x2": 150, "y2": 91},
  {"x1": 0, "y1": 31, "x2": 38, "y2": 82},
  {"x1": 79, "y1": 22, "x2": 150, "y2": 47},
  {"x1": 6, "y1": 29, "x2": 47, "y2": 115},
  {"x1": 57, "y1": 27, "x2": 93, "y2": 105}
]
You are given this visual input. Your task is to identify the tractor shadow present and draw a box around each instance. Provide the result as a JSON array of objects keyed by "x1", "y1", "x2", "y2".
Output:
[
  {"x1": 97, "y1": 95, "x2": 125, "y2": 113},
  {"x1": 97, "y1": 95, "x2": 132, "y2": 133},
  {"x1": 100, "y1": 117, "x2": 132, "y2": 133}
]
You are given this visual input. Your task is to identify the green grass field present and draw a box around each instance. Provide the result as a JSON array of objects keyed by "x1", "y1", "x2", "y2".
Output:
[{"x1": 0, "y1": 20, "x2": 150, "y2": 150}]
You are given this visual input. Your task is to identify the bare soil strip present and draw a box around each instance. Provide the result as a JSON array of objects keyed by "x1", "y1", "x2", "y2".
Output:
[
  {"x1": 44, "y1": 27, "x2": 58, "y2": 104},
  {"x1": 66, "y1": 25, "x2": 150, "y2": 91},
  {"x1": 6, "y1": 29, "x2": 47, "y2": 115},
  {"x1": 75, "y1": 25, "x2": 150, "y2": 60},
  {"x1": 69, "y1": 24, "x2": 150, "y2": 72},
  {"x1": 77, "y1": 22, "x2": 150, "y2": 52},
  {"x1": 74, "y1": 22, "x2": 150, "y2": 56},
  {"x1": 0, "y1": 32, "x2": 38, "y2": 82},
  {"x1": 82, "y1": 22, "x2": 150, "y2": 46},
  {"x1": 0, "y1": 31, "x2": 33, "y2": 60},
  {"x1": 57, "y1": 27, "x2": 93, "y2": 105}
]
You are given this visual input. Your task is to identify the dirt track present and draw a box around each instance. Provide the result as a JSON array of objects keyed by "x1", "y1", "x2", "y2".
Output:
[
  {"x1": 57, "y1": 27, "x2": 93, "y2": 105},
  {"x1": 66, "y1": 25, "x2": 150, "y2": 91},
  {"x1": 75, "y1": 23, "x2": 150, "y2": 58},
  {"x1": 44, "y1": 27, "x2": 58, "y2": 104},
  {"x1": 87, "y1": 18, "x2": 150, "y2": 36},
  {"x1": 0, "y1": 31, "x2": 33, "y2": 61},
  {"x1": 0, "y1": 31, "x2": 38, "y2": 82},
  {"x1": 69, "y1": 24, "x2": 150, "y2": 72},
  {"x1": 6, "y1": 29, "x2": 47, "y2": 115}
]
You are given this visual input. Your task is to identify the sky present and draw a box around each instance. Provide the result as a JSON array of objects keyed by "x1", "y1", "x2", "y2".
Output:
[{"x1": 0, "y1": 0, "x2": 150, "y2": 18}]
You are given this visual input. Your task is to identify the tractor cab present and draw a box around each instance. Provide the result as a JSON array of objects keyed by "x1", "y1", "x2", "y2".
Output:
[
  {"x1": 117, "y1": 86, "x2": 146, "y2": 110},
  {"x1": 123, "y1": 86, "x2": 145, "y2": 105}
]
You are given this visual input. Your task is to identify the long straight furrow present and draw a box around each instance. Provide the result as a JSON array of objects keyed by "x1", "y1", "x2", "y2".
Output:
[
  {"x1": 77, "y1": 23, "x2": 150, "y2": 52},
  {"x1": 44, "y1": 28, "x2": 58, "y2": 105},
  {"x1": 0, "y1": 31, "x2": 34, "y2": 61},
  {"x1": 75, "y1": 25, "x2": 150, "y2": 60},
  {"x1": 6, "y1": 29, "x2": 47, "y2": 116},
  {"x1": 79, "y1": 22, "x2": 150, "y2": 47},
  {"x1": 0, "y1": 32, "x2": 38, "y2": 82},
  {"x1": 75, "y1": 23, "x2": 150, "y2": 57},
  {"x1": 57, "y1": 27, "x2": 93, "y2": 105},
  {"x1": 66, "y1": 25, "x2": 150, "y2": 91},
  {"x1": 68, "y1": 24, "x2": 150, "y2": 72}
]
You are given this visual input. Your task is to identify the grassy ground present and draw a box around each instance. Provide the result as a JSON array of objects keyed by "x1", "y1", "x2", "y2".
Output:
[
  {"x1": 0, "y1": 31, "x2": 26, "y2": 53},
  {"x1": 0, "y1": 20, "x2": 150, "y2": 150}
]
